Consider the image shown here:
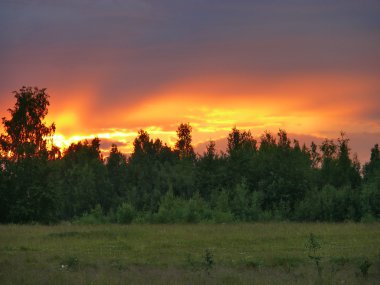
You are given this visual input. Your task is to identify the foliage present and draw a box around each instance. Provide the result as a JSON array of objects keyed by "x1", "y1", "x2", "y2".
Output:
[
  {"x1": 203, "y1": 248, "x2": 214, "y2": 274},
  {"x1": 175, "y1": 123, "x2": 195, "y2": 160},
  {"x1": 358, "y1": 257, "x2": 372, "y2": 278},
  {"x1": 0, "y1": 86, "x2": 56, "y2": 159},
  {"x1": 0, "y1": 86, "x2": 379, "y2": 224},
  {"x1": 295, "y1": 185, "x2": 361, "y2": 222},
  {"x1": 61, "y1": 255, "x2": 80, "y2": 271},
  {"x1": 74, "y1": 204, "x2": 108, "y2": 225},
  {"x1": 115, "y1": 202, "x2": 135, "y2": 224},
  {"x1": 306, "y1": 233, "x2": 323, "y2": 277}
]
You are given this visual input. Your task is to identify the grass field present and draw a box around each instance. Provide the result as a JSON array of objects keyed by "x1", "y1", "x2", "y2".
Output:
[{"x1": 0, "y1": 223, "x2": 379, "y2": 284}]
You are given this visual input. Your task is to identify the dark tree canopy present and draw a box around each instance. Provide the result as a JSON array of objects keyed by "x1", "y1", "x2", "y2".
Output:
[
  {"x1": 0, "y1": 86, "x2": 55, "y2": 159},
  {"x1": 227, "y1": 127, "x2": 257, "y2": 154},
  {"x1": 364, "y1": 144, "x2": 380, "y2": 182},
  {"x1": 0, "y1": 86, "x2": 379, "y2": 224},
  {"x1": 175, "y1": 123, "x2": 195, "y2": 159}
]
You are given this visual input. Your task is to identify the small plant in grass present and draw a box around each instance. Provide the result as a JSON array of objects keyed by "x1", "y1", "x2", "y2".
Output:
[
  {"x1": 203, "y1": 248, "x2": 214, "y2": 274},
  {"x1": 243, "y1": 258, "x2": 263, "y2": 269},
  {"x1": 61, "y1": 255, "x2": 79, "y2": 271},
  {"x1": 306, "y1": 233, "x2": 323, "y2": 277},
  {"x1": 358, "y1": 257, "x2": 372, "y2": 278},
  {"x1": 330, "y1": 256, "x2": 349, "y2": 267}
]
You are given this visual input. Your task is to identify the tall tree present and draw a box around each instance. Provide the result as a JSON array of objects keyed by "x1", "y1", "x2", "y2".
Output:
[
  {"x1": 309, "y1": 141, "x2": 321, "y2": 168},
  {"x1": 364, "y1": 144, "x2": 380, "y2": 182},
  {"x1": 175, "y1": 123, "x2": 195, "y2": 159},
  {"x1": 107, "y1": 144, "x2": 127, "y2": 204},
  {"x1": 0, "y1": 86, "x2": 56, "y2": 159},
  {"x1": 196, "y1": 140, "x2": 223, "y2": 200},
  {"x1": 0, "y1": 87, "x2": 59, "y2": 223},
  {"x1": 227, "y1": 127, "x2": 257, "y2": 154}
]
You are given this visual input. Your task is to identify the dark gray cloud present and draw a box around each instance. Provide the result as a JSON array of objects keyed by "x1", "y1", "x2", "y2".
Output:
[
  {"x1": 0, "y1": 0, "x2": 379, "y2": 153},
  {"x1": 1, "y1": 0, "x2": 379, "y2": 105}
]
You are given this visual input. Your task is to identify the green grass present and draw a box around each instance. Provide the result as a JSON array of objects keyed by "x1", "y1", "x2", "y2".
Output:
[{"x1": 0, "y1": 223, "x2": 379, "y2": 284}]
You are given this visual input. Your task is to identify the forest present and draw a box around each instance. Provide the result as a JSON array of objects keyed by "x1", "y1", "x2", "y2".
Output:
[{"x1": 1, "y1": 87, "x2": 379, "y2": 224}]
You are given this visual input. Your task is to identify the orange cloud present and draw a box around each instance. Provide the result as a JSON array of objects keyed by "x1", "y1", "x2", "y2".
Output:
[{"x1": 2, "y1": 73, "x2": 378, "y2": 160}]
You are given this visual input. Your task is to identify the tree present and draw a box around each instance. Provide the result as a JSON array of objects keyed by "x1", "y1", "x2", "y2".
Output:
[
  {"x1": 227, "y1": 127, "x2": 257, "y2": 154},
  {"x1": 277, "y1": 129, "x2": 291, "y2": 150},
  {"x1": 336, "y1": 133, "x2": 361, "y2": 188},
  {"x1": 205, "y1": 140, "x2": 217, "y2": 160},
  {"x1": 107, "y1": 144, "x2": 127, "y2": 205},
  {"x1": 0, "y1": 86, "x2": 56, "y2": 159},
  {"x1": 60, "y1": 138, "x2": 111, "y2": 218},
  {"x1": 225, "y1": 127, "x2": 257, "y2": 189},
  {"x1": 364, "y1": 144, "x2": 380, "y2": 182},
  {"x1": 319, "y1": 138, "x2": 338, "y2": 187},
  {"x1": 132, "y1": 129, "x2": 151, "y2": 157},
  {"x1": 175, "y1": 123, "x2": 195, "y2": 159},
  {"x1": 195, "y1": 140, "x2": 224, "y2": 201},
  {"x1": 0, "y1": 87, "x2": 59, "y2": 223},
  {"x1": 318, "y1": 134, "x2": 360, "y2": 188},
  {"x1": 309, "y1": 141, "x2": 321, "y2": 168}
]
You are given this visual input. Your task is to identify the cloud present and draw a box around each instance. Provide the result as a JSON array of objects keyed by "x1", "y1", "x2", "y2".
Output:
[{"x1": 0, "y1": 0, "x2": 379, "y2": 161}]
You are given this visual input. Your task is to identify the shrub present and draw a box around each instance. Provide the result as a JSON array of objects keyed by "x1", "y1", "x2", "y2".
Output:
[
  {"x1": 153, "y1": 190, "x2": 186, "y2": 223},
  {"x1": 115, "y1": 203, "x2": 135, "y2": 224},
  {"x1": 185, "y1": 193, "x2": 212, "y2": 223},
  {"x1": 358, "y1": 257, "x2": 372, "y2": 278},
  {"x1": 361, "y1": 184, "x2": 380, "y2": 220},
  {"x1": 61, "y1": 255, "x2": 79, "y2": 271},
  {"x1": 247, "y1": 191, "x2": 264, "y2": 221},
  {"x1": 306, "y1": 233, "x2": 323, "y2": 277},
  {"x1": 203, "y1": 248, "x2": 214, "y2": 274},
  {"x1": 74, "y1": 204, "x2": 107, "y2": 224},
  {"x1": 212, "y1": 210, "x2": 234, "y2": 223},
  {"x1": 295, "y1": 185, "x2": 361, "y2": 222}
]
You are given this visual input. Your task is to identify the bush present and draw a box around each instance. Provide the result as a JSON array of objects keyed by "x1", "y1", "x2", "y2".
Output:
[
  {"x1": 185, "y1": 193, "x2": 212, "y2": 223},
  {"x1": 115, "y1": 203, "x2": 135, "y2": 224},
  {"x1": 203, "y1": 248, "x2": 214, "y2": 274},
  {"x1": 358, "y1": 257, "x2": 372, "y2": 278},
  {"x1": 153, "y1": 190, "x2": 186, "y2": 223},
  {"x1": 361, "y1": 183, "x2": 380, "y2": 220},
  {"x1": 74, "y1": 204, "x2": 107, "y2": 224},
  {"x1": 295, "y1": 185, "x2": 361, "y2": 222},
  {"x1": 246, "y1": 191, "x2": 264, "y2": 221},
  {"x1": 306, "y1": 233, "x2": 323, "y2": 277},
  {"x1": 153, "y1": 190, "x2": 214, "y2": 223},
  {"x1": 60, "y1": 255, "x2": 79, "y2": 271},
  {"x1": 212, "y1": 210, "x2": 234, "y2": 223},
  {"x1": 230, "y1": 181, "x2": 250, "y2": 221}
]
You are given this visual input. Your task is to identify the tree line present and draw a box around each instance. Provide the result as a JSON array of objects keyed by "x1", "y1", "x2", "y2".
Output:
[{"x1": 0, "y1": 87, "x2": 379, "y2": 224}]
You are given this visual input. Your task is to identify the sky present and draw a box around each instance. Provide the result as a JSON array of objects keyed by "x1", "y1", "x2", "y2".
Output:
[{"x1": 0, "y1": 0, "x2": 379, "y2": 162}]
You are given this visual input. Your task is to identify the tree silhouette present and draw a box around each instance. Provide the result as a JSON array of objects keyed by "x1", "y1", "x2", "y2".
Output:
[
  {"x1": 175, "y1": 123, "x2": 195, "y2": 159},
  {"x1": 1, "y1": 86, "x2": 380, "y2": 223},
  {"x1": 107, "y1": 144, "x2": 127, "y2": 203},
  {"x1": 227, "y1": 127, "x2": 257, "y2": 154},
  {"x1": 364, "y1": 144, "x2": 380, "y2": 182},
  {"x1": 0, "y1": 86, "x2": 55, "y2": 159}
]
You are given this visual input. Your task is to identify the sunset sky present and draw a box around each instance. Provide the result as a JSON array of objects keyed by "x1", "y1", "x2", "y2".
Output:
[{"x1": 0, "y1": 0, "x2": 379, "y2": 162}]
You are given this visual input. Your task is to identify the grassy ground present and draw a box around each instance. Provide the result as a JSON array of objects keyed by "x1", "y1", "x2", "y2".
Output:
[{"x1": 0, "y1": 223, "x2": 379, "y2": 284}]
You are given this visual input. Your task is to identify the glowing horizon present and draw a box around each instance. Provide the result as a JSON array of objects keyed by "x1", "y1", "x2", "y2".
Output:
[{"x1": 1, "y1": 1, "x2": 379, "y2": 161}]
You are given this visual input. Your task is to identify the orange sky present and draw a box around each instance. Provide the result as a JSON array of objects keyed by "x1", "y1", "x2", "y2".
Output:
[
  {"x1": 0, "y1": 1, "x2": 379, "y2": 162},
  {"x1": 39, "y1": 72, "x2": 379, "y2": 161}
]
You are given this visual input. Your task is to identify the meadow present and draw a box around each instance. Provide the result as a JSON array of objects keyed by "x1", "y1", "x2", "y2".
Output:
[{"x1": 0, "y1": 223, "x2": 379, "y2": 284}]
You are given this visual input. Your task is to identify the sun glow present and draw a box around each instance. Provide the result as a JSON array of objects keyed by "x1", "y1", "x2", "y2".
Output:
[
  {"x1": 32, "y1": 72, "x2": 379, "y2": 160},
  {"x1": 52, "y1": 126, "x2": 178, "y2": 155}
]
